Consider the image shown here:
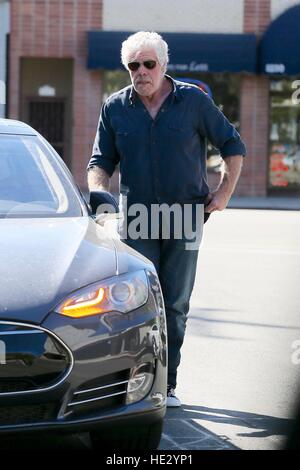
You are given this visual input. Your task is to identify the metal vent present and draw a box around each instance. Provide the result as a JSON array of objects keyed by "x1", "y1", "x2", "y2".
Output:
[
  {"x1": 68, "y1": 370, "x2": 130, "y2": 415},
  {"x1": 0, "y1": 321, "x2": 73, "y2": 396}
]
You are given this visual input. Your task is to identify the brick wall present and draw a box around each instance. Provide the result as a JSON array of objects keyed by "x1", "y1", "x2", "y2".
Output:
[
  {"x1": 244, "y1": 0, "x2": 271, "y2": 34},
  {"x1": 236, "y1": 0, "x2": 271, "y2": 196},
  {"x1": 238, "y1": 75, "x2": 270, "y2": 196},
  {"x1": 9, "y1": 0, "x2": 103, "y2": 189}
]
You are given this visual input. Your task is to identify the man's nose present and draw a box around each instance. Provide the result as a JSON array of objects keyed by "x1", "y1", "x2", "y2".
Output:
[{"x1": 138, "y1": 63, "x2": 149, "y2": 74}]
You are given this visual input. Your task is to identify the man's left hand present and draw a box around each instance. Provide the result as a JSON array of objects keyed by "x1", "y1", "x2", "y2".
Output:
[{"x1": 204, "y1": 190, "x2": 231, "y2": 213}]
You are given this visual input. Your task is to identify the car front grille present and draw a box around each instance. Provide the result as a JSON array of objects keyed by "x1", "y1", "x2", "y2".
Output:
[
  {"x1": 67, "y1": 369, "x2": 130, "y2": 416},
  {"x1": 0, "y1": 321, "x2": 72, "y2": 395},
  {"x1": 0, "y1": 380, "x2": 35, "y2": 394},
  {"x1": 0, "y1": 403, "x2": 58, "y2": 426}
]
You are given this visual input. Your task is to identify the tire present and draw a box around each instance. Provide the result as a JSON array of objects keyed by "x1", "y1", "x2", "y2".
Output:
[{"x1": 90, "y1": 420, "x2": 163, "y2": 450}]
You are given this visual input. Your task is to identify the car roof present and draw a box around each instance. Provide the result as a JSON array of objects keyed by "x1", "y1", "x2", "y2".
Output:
[{"x1": 0, "y1": 118, "x2": 38, "y2": 136}]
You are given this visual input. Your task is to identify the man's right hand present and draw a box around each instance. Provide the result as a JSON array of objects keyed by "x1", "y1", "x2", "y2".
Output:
[{"x1": 204, "y1": 189, "x2": 231, "y2": 213}]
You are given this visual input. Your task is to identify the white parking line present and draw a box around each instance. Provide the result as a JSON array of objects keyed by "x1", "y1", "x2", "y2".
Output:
[
  {"x1": 160, "y1": 433, "x2": 180, "y2": 448},
  {"x1": 201, "y1": 246, "x2": 300, "y2": 256}
]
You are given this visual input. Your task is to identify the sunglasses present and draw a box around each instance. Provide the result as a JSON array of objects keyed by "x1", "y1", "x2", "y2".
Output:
[{"x1": 127, "y1": 60, "x2": 157, "y2": 72}]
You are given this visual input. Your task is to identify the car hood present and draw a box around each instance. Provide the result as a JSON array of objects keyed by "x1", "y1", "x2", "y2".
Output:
[{"x1": 0, "y1": 217, "x2": 119, "y2": 324}]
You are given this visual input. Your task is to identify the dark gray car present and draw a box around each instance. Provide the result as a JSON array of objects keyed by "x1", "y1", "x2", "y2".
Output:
[{"x1": 0, "y1": 119, "x2": 167, "y2": 449}]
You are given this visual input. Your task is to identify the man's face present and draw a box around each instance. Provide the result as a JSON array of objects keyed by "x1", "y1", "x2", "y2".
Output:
[{"x1": 127, "y1": 48, "x2": 165, "y2": 97}]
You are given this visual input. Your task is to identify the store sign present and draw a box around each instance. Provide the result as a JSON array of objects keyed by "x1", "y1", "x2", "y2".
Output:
[
  {"x1": 38, "y1": 85, "x2": 56, "y2": 97},
  {"x1": 168, "y1": 61, "x2": 209, "y2": 72},
  {"x1": 265, "y1": 63, "x2": 285, "y2": 74}
]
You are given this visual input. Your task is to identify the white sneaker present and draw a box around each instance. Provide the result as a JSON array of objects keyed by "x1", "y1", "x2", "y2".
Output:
[{"x1": 166, "y1": 386, "x2": 181, "y2": 408}]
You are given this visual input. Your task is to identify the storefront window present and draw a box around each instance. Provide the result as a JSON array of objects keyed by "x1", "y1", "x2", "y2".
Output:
[
  {"x1": 172, "y1": 72, "x2": 241, "y2": 173},
  {"x1": 102, "y1": 71, "x2": 130, "y2": 103},
  {"x1": 269, "y1": 79, "x2": 300, "y2": 191},
  {"x1": 102, "y1": 71, "x2": 241, "y2": 125},
  {"x1": 172, "y1": 72, "x2": 241, "y2": 128}
]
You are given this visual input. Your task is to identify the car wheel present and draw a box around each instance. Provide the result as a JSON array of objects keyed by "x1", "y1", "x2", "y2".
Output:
[{"x1": 90, "y1": 420, "x2": 163, "y2": 450}]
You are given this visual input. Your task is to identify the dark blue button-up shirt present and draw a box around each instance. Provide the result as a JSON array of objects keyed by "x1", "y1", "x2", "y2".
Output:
[{"x1": 88, "y1": 75, "x2": 246, "y2": 207}]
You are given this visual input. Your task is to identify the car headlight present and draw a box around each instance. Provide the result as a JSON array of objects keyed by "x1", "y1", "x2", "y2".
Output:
[{"x1": 55, "y1": 270, "x2": 148, "y2": 318}]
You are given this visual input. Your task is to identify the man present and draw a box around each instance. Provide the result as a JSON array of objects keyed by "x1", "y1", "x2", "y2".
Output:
[{"x1": 87, "y1": 31, "x2": 246, "y2": 407}]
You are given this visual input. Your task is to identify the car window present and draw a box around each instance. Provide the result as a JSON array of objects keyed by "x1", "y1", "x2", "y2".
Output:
[{"x1": 0, "y1": 134, "x2": 83, "y2": 218}]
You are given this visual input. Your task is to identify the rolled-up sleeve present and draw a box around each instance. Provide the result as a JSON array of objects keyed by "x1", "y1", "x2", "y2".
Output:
[
  {"x1": 197, "y1": 92, "x2": 246, "y2": 158},
  {"x1": 87, "y1": 101, "x2": 120, "y2": 176}
]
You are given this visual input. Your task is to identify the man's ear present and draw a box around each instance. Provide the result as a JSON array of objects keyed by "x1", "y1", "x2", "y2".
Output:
[{"x1": 163, "y1": 63, "x2": 168, "y2": 74}]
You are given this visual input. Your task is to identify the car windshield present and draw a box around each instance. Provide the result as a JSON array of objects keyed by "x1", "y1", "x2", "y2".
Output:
[{"x1": 0, "y1": 134, "x2": 83, "y2": 218}]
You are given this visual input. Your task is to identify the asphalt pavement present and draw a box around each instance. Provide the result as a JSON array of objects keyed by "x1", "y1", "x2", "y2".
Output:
[{"x1": 159, "y1": 207, "x2": 300, "y2": 450}]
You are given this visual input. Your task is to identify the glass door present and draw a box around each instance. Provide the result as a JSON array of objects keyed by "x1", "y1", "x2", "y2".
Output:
[{"x1": 269, "y1": 79, "x2": 300, "y2": 191}]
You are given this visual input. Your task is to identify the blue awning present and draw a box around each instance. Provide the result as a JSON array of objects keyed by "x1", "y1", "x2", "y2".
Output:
[
  {"x1": 259, "y1": 5, "x2": 300, "y2": 75},
  {"x1": 87, "y1": 31, "x2": 257, "y2": 73}
]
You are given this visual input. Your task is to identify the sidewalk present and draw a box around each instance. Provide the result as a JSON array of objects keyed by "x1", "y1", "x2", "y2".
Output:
[{"x1": 228, "y1": 196, "x2": 300, "y2": 211}]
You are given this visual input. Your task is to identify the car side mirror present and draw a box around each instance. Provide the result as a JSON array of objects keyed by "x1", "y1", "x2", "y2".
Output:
[{"x1": 89, "y1": 191, "x2": 119, "y2": 216}]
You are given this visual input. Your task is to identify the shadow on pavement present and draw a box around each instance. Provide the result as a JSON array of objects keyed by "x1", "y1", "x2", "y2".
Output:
[
  {"x1": 165, "y1": 404, "x2": 293, "y2": 442},
  {"x1": 160, "y1": 406, "x2": 239, "y2": 450},
  {"x1": 189, "y1": 308, "x2": 300, "y2": 331}
]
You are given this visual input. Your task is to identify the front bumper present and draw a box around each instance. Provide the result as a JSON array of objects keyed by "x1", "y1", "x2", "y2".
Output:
[{"x1": 0, "y1": 270, "x2": 167, "y2": 434}]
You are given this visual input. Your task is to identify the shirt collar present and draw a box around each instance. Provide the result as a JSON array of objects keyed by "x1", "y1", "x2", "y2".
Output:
[
  {"x1": 128, "y1": 74, "x2": 183, "y2": 106},
  {"x1": 166, "y1": 75, "x2": 183, "y2": 101}
]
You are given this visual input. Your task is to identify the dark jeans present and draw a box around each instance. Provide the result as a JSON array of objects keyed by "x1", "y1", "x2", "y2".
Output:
[{"x1": 124, "y1": 236, "x2": 199, "y2": 388}]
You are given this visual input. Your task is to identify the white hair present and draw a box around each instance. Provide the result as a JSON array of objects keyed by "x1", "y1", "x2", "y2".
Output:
[{"x1": 121, "y1": 31, "x2": 169, "y2": 72}]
